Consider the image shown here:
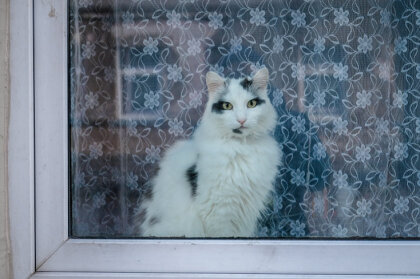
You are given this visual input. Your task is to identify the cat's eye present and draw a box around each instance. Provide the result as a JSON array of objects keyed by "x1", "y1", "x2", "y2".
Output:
[
  {"x1": 222, "y1": 102, "x2": 233, "y2": 110},
  {"x1": 247, "y1": 99, "x2": 258, "y2": 108}
]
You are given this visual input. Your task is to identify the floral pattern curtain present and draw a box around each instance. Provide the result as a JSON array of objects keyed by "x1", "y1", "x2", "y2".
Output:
[{"x1": 70, "y1": 0, "x2": 420, "y2": 238}]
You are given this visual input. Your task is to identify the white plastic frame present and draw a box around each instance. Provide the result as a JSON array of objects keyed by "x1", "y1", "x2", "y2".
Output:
[{"x1": 8, "y1": 0, "x2": 420, "y2": 278}]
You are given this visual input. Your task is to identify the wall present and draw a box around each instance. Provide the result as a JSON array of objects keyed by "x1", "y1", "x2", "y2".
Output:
[{"x1": 0, "y1": 0, "x2": 12, "y2": 278}]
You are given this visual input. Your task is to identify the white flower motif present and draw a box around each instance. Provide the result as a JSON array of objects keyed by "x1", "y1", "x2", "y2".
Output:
[
  {"x1": 82, "y1": 41, "x2": 96, "y2": 59},
  {"x1": 376, "y1": 118, "x2": 389, "y2": 136},
  {"x1": 123, "y1": 67, "x2": 137, "y2": 81},
  {"x1": 75, "y1": 66, "x2": 83, "y2": 76},
  {"x1": 291, "y1": 169, "x2": 305, "y2": 186},
  {"x1": 333, "y1": 118, "x2": 348, "y2": 135},
  {"x1": 166, "y1": 10, "x2": 181, "y2": 27},
  {"x1": 314, "y1": 37, "x2": 325, "y2": 53},
  {"x1": 379, "y1": 63, "x2": 390, "y2": 80},
  {"x1": 187, "y1": 39, "x2": 201, "y2": 55},
  {"x1": 393, "y1": 90, "x2": 408, "y2": 108},
  {"x1": 355, "y1": 144, "x2": 371, "y2": 163},
  {"x1": 357, "y1": 35, "x2": 373, "y2": 54},
  {"x1": 332, "y1": 225, "x2": 348, "y2": 237},
  {"x1": 290, "y1": 220, "x2": 306, "y2": 237},
  {"x1": 143, "y1": 37, "x2": 158, "y2": 55},
  {"x1": 394, "y1": 197, "x2": 409, "y2": 214},
  {"x1": 145, "y1": 145, "x2": 161, "y2": 163},
  {"x1": 356, "y1": 90, "x2": 372, "y2": 108},
  {"x1": 333, "y1": 170, "x2": 348, "y2": 189},
  {"x1": 208, "y1": 12, "x2": 223, "y2": 29},
  {"x1": 356, "y1": 198, "x2": 372, "y2": 217},
  {"x1": 380, "y1": 9, "x2": 391, "y2": 26},
  {"x1": 291, "y1": 10, "x2": 306, "y2": 27},
  {"x1": 273, "y1": 35, "x2": 284, "y2": 53},
  {"x1": 291, "y1": 115, "x2": 306, "y2": 134},
  {"x1": 168, "y1": 119, "x2": 184, "y2": 136},
  {"x1": 111, "y1": 168, "x2": 120, "y2": 183},
  {"x1": 89, "y1": 142, "x2": 103, "y2": 159},
  {"x1": 84, "y1": 91, "x2": 99, "y2": 109},
  {"x1": 333, "y1": 63, "x2": 348, "y2": 81},
  {"x1": 101, "y1": 15, "x2": 113, "y2": 31},
  {"x1": 230, "y1": 36, "x2": 242, "y2": 53},
  {"x1": 127, "y1": 120, "x2": 137, "y2": 136},
  {"x1": 313, "y1": 142, "x2": 326, "y2": 160},
  {"x1": 272, "y1": 89, "x2": 283, "y2": 107},
  {"x1": 189, "y1": 90, "x2": 202, "y2": 108},
  {"x1": 273, "y1": 195, "x2": 283, "y2": 213},
  {"x1": 167, "y1": 64, "x2": 182, "y2": 81},
  {"x1": 334, "y1": 8, "x2": 349, "y2": 26},
  {"x1": 92, "y1": 193, "x2": 106, "y2": 208},
  {"x1": 126, "y1": 172, "x2": 139, "y2": 190},
  {"x1": 394, "y1": 37, "x2": 407, "y2": 54},
  {"x1": 104, "y1": 67, "x2": 115, "y2": 83},
  {"x1": 393, "y1": 142, "x2": 408, "y2": 161},
  {"x1": 379, "y1": 172, "x2": 387, "y2": 188},
  {"x1": 144, "y1": 91, "x2": 159, "y2": 109},
  {"x1": 122, "y1": 11, "x2": 134, "y2": 27},
  {"x1": 250, "y1": 8, "x2": 265, "y2": 26},
  {"x1": 313, "y1": 90, "x2": 326, "y2": 107},
  {"x1": 291, "y1": 63, "x2": 305, "y2": 80},
  {"x1": 79, "y1": 0, "x2": 93, "y2": 8}
]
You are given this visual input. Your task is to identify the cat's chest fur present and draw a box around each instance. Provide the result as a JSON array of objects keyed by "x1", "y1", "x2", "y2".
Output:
[{"x1": 193, "y1": 136, "x2": 280, "y2": 236}]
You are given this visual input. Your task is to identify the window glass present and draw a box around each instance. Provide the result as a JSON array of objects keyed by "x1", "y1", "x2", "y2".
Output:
[{"x1": 70, "y1": 0, "x2": 420, "y2": 238}]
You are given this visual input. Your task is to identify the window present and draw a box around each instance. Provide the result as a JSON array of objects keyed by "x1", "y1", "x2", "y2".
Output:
[
  {"x1": 9, "y1": 0, "x2": 420, "y2": 278},
  {"x1": 70, "y1": 0, "x2": 420, "y2": 239}
]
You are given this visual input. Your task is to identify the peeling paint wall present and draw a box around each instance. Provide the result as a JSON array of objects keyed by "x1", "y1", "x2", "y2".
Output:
[{"x1": 0, "y1": 0, "x2": 12, "y2": 278}]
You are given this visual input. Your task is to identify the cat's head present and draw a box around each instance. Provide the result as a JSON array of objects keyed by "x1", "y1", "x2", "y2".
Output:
[{"x1": 203, "y1": 68, "x2": 277, "y2": 139}]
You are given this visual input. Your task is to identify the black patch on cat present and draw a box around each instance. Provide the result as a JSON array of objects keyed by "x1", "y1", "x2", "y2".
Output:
[
  {"x1": 149, "y1": 216, "x2": 160, "y2": 226},
  {"x1": 254, "y1": 97, "x2": 266, "y2": 105},
  {"x1": 232, "y1": 128, "x2": 242, "y2": 134},
  {"x1": 186, "y1": 164, "x2": 198, "y2": 197},
  {"x1": 240, "y1": 78, "x2": 253, "y2": 90},
  {"x1": 211, "y1": 101, "x2": 226, "y2": 114}
]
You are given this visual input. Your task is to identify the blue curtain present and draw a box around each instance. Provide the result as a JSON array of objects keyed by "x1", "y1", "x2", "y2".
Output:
[{"x1": 70, "y1": 0, "x2": 420, "y2": 238}]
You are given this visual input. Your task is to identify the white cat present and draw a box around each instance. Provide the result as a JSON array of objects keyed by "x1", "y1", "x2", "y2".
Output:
[{"x1": 138, "y1": 68, "x2": 282, "y2": 237}]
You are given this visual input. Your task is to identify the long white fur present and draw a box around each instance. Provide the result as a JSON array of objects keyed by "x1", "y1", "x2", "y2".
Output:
[{"x1": 140, "y1": 68, "x2": 282, "y2": 237}]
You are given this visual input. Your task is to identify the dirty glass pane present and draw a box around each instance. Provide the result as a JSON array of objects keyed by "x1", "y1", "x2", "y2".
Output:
[{"x1": 70, "y1": 0, "x2": 420, "y2": 238}]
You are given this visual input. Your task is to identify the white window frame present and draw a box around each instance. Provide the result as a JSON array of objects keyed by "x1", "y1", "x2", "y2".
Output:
[{"x1": 8, "y1": 1, "x2": 420, "y2": 278}]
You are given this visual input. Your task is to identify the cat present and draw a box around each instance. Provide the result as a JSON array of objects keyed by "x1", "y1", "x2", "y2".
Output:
[{"x1": 138, "y1": 68, "x2": 282, "y2": 237}]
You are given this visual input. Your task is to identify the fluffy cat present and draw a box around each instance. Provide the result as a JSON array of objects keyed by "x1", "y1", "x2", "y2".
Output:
[{"x1": 138, "y1": 68, "x2": 281, "y2": 237}]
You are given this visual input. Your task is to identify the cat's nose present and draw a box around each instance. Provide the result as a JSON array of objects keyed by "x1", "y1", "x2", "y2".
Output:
[{"x1": 237, "y1": 119, "x2": 246, "y2": 125}]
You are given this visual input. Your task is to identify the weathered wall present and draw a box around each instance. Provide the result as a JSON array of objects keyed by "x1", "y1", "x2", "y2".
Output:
[{"x1": 0, "y1": 0, "x2": 12, "y2": 278}]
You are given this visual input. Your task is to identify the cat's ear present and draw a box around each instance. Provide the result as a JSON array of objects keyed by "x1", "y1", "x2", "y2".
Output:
[
  {"x1": 252, "y1": 68, "x2": 269, "y2": 92},
  {"x1": 206, "y1": 71, "x2": 225, "y2": 95}
]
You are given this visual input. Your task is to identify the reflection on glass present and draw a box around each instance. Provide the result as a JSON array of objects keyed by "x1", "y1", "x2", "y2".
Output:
[{"x1": 70, "y1": 0, "x2": 420, "y2": 238}]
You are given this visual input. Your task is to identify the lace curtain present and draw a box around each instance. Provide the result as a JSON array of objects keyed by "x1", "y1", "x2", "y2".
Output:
[{"x1": 70, "y1": 0, "x2": 420, "y2": 238}]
